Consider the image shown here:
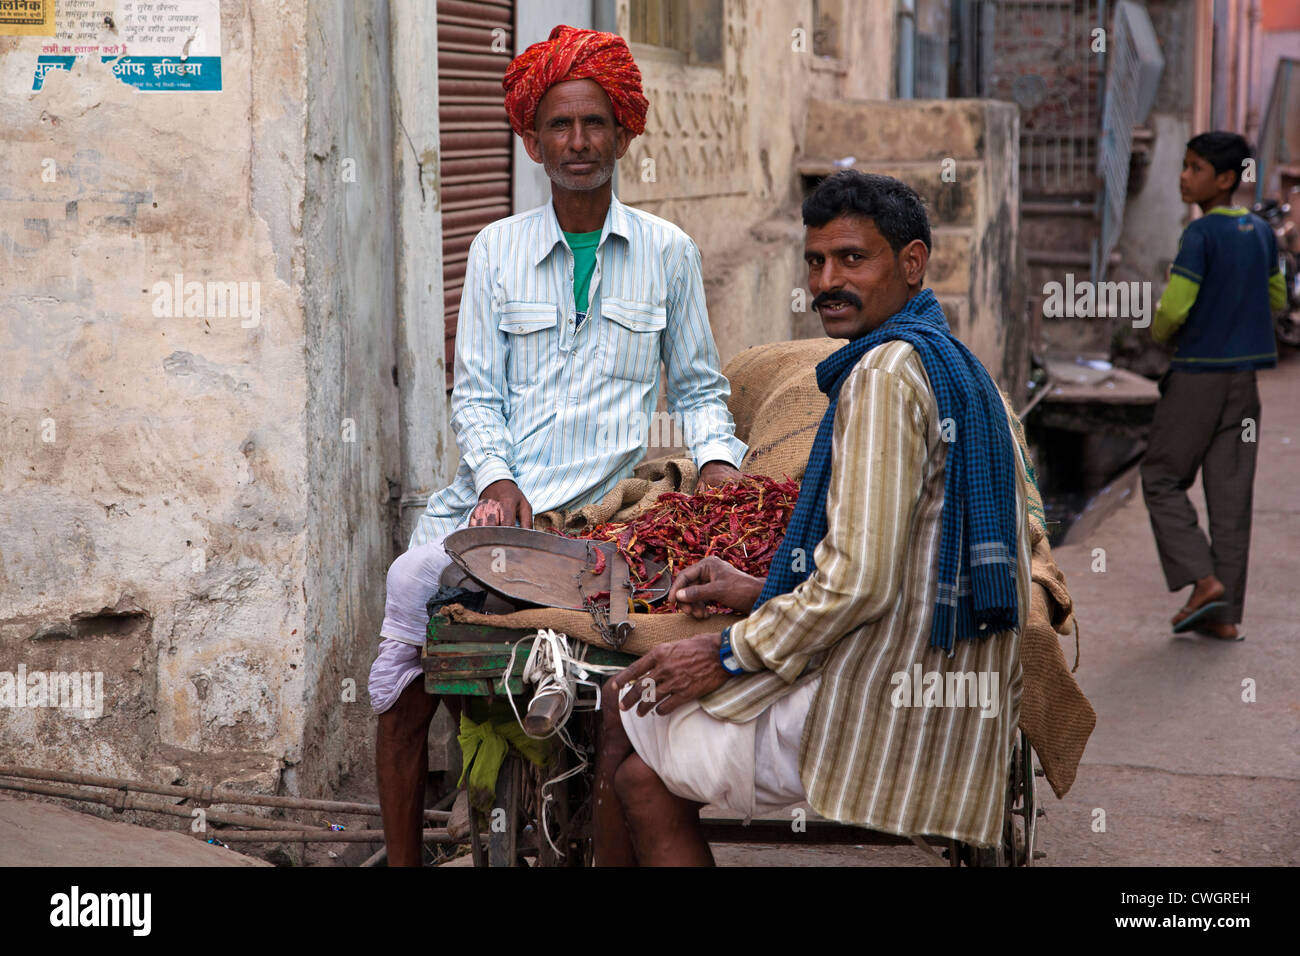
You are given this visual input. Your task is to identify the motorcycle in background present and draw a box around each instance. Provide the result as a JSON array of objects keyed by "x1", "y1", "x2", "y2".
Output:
[{"x1": 1253, "y1": 187, "x2": 1300, "y2": 347}]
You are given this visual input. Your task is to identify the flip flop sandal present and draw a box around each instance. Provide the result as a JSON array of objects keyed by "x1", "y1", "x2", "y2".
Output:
[{"x1": 1171, "y1": 600, "x2": 1229, "y2": 634}]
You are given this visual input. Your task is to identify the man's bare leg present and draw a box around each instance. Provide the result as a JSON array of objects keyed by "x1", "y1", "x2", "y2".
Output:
[
  {"x1": 376, "y1": 681, "x2": 440, "y2": 867},
  {"x1": 593, "y1": 679, "x2": 638, "y2": 866},
  {"x1": 614, "y1": 752, "x2": 714, "y2": 866}
]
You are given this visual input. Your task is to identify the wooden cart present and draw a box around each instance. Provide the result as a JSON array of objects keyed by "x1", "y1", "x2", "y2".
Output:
[{"x1": 424, "y1": 614, "x2": 1041, "y2": 867}]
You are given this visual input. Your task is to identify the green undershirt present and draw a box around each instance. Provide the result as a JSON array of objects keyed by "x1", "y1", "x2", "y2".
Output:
[{"x1": 563, "y1": 228, "x2": 601, "y2": 313}]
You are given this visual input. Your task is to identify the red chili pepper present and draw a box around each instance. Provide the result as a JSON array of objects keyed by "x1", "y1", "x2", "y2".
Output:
[{"x1": 557, "y1": 475, "x2": 799, "y2": 612}]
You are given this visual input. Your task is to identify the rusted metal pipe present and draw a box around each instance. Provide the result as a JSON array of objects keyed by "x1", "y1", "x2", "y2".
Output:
[
  {"x1": 209, "y1": 829, "x2": 456, "y2": 844},
  {"x1": 0, "y1": 764, "x2": 448, "y2": 822},
  {"x1": 0, "y1": 777, "x2": 316, "y2": 831}
]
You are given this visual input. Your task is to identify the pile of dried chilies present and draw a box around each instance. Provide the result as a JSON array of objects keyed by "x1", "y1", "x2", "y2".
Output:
[{"x1": 558, "y1": 475, "x2": 799, "y2": 614}]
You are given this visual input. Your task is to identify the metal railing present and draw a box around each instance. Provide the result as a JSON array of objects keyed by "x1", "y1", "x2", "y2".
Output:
[
  {"x1": 1094, "y1": 0, "x2": 1164, "y2": 281},
  {"x1": 990, "y1": 0, "x2": 1100, "y2": 197}
]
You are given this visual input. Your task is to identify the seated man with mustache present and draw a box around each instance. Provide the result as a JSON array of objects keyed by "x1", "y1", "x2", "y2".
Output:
[{"x1": 593, "y1": 171, "x2": 1033, "y2": 865}]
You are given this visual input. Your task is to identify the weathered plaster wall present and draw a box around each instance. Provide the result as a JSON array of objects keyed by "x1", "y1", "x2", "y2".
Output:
[
  {"x1": 0, "y1": 0, "x2": 401, "y2": 823},
  {"x1": 618, "y1": 0, "x2": 896, "y2": 366},
  {"x1": 1251, "y1": 29, "x2": 1300, "y2": 196},
  {"x1": 298, "y1": 0, "x2": 401, "y2": 806},
  {"x1": 0, "y1": 0, "x2": 310, "y2": 802}
]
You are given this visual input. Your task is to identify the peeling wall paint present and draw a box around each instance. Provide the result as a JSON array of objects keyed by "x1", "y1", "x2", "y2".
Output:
[{"x1": 0, "y1": 0, "x2": 331, "y2": 815}]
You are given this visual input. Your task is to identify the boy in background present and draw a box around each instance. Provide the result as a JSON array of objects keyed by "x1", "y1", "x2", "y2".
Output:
[{"x1": 1142, "y1": 131, "x2": 1288, "y2": 641}]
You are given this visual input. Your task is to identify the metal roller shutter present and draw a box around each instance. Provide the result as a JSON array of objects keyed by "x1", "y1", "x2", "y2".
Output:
[{"x1": 437, "y1": 0, "x2": 515, "y2": 389}]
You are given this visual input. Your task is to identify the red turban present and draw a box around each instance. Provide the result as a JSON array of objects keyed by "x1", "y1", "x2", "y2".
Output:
[{"x1": 503, "y1": 25, "x2": 649, "y2": 138}]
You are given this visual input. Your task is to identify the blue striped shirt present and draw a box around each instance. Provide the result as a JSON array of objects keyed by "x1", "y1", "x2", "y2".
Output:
[{"x1": 410, "y1": 195, "x2": 747, "y2": 548}]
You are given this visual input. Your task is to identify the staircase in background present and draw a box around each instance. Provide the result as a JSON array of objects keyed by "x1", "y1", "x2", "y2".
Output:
[{"x1": 990, "y1": 0, "x2": 1162, "y2": 358}]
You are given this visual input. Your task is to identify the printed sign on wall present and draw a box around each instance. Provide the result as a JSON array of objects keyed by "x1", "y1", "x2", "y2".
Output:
[
  {"x1": 0, "y1": 0, "x2": 56, "y2": 36},
  {"x1": 26, "y1": 0, "x2": 221, "y2": 92}
]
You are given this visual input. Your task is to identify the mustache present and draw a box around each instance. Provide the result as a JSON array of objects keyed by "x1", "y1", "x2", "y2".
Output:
[{"x1": 812, "y1": 290, "x2": 863, "y2": 310}]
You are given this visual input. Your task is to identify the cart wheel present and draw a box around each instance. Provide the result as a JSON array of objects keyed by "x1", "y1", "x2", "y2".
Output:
[
  {"x1": 531, "y1": 749, "x2": 570, "y2": 868},
  {"x1": 964, "y1": 729, "x2": 1029, "y2": 867},
  {"x1": 1001, "y1": 729, "x2": 1034, "y2": 866},
  {"x1": 486, "y1": 755, "x2": 523, "y2": 867},
  {"x1": 529, "y1": 712, "x2": 598, "y2": 867},
  {"x1": 967, "y1": 838, "x2": 1006, "y2": 867},
  {"x1": 1015, "y1": 730, "x2": 1039, "y2": 866},
  {"x1": 468, "y1": 806, "x2": 486, "y2": 868}
]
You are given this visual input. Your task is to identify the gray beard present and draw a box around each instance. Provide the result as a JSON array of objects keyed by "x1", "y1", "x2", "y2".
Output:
[{"x1": 544, "y1": 156, "x2": 615, "y2": 192}]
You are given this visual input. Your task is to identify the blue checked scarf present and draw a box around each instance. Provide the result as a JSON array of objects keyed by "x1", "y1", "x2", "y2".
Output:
[{"x1": 752, "y1": 288, "x2": 1019, "y2": 653}]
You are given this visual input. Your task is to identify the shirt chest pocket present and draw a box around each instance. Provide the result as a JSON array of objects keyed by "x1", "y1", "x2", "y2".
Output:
[
  {"x1": 499, "y1": 302, "x2": 559, "y2": 387},
  {"x1": 601, "y1": 297, "x2": 667, "y2": 383}
]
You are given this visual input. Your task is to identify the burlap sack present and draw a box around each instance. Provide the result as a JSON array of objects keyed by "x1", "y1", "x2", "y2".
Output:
[
  {"x1": 1001, "y1": 389, "x2": 1093, "y2": 798},
  {"x1": 533, "y1": 457, "x2": 699, "y2": 535},
  {"x1": 724, "y1": 338, "x2": 839, "y2": 481},
  {"x1": 1019, "y1": 529, "x2": 1094, "y2": 798}
]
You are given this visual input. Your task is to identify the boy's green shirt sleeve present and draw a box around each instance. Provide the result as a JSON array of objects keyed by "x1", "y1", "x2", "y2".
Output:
[
  {"x1": 1153, "y1": 274, "x2": 1201, "y2": 345},
  {"x1": 1152, "y1": 224, "x2": 1206, "y2": 345},
  {"x1": 1264, "y1": 223, "x2": 1287, "y2": 313},
  {"x1": 1269, "y1": 270, "x2": 1288, "y2": 313}
]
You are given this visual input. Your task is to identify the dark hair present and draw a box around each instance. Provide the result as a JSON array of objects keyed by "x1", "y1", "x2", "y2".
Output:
[
  {"x1": 802, "y1": 170, "x2": 932, "y2": 254},
  {"x1": 1186, "y1": 131, "x2": 1253, "y2": 190}
]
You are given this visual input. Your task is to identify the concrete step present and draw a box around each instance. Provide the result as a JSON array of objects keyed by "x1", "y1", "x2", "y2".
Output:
[
  {"x1": 806, "y1": 98, "x2": 1017, "y2": 163},
  {"x1": 1027, "y1": 249, "x2": 1121, "y2": 267},
  {"x1": 1023, "y1": 200, "x2": 1097, "y2": 217},
  {"x1": 1021, "y1": 217, "x2": 1100, "y2": 258}
]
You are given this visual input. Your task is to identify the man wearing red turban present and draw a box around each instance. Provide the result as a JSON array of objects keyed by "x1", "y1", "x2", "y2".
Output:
[
  {"x1": 371, "y1": 25, "x2": 746, "y2": 865},
  {"x1": 503, "y1": 24, "x2": 649, "y2": 140}
]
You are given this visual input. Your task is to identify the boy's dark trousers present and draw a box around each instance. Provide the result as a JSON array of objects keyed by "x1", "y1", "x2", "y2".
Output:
[{"x1": 1140, "y1": 369, "x2": 1260, "y2": 623}]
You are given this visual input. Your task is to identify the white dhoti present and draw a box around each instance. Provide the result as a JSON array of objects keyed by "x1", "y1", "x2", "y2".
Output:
[
  {"x1": 367, "y1": 540, "x2": 455, "y2": 714},
  {"x1": 619, "y1": 676, "x2": 821, "y2": 820}
]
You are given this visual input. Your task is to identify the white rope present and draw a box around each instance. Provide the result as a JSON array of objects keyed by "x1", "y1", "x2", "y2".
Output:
[{"x1": 503, "y1": 629, "x2": 623, "y2": 859}]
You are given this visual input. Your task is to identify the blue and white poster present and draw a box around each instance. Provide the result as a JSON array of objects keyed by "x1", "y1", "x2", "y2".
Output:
[
  {"x1": 28, "y1": 0, "x2": 221, "y2": 93},
  {"x1": 33, "y1": 53, "x2": 221, "y2": 91}
]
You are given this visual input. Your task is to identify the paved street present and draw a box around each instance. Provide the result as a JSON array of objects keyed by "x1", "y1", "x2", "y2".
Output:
[
  {"x1": 1032, "y1": 351, "x2": 1300, "y2": 866},
  {"x1": 0, "y1": 794, "x2": 269, "y2": 867}
]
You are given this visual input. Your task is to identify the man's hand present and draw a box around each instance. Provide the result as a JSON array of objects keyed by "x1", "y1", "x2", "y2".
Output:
[
  {"x1": 612, "y1": 633, "x2": 731, "y2": 717},
  {"x1": 670, "y1": 555, "x2": 764, "y2": 618},
  {"x1": 697, "y1": 460, "x2": 742, "y2": 490},
  {"x1": 470, "y1": 479, "x2": 533, "y2": 528}
]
